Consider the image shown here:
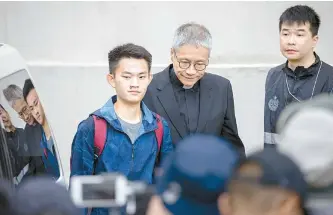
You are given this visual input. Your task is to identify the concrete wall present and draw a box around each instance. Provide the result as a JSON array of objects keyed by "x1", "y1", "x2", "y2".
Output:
[{"x1": 0, "y1": 1, "x2": 332, "y2": 182}]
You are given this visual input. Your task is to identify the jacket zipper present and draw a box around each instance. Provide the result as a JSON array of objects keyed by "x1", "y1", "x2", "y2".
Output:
[{"x1": 112, "y1": 126, "x2": 159, "y2": 172}]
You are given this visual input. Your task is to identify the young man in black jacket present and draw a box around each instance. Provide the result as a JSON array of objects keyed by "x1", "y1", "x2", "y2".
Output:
[{"x1": 264, "y1": 5, "x2": 333, "y2": 147}]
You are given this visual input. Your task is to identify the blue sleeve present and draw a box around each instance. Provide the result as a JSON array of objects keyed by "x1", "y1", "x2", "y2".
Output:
[
  {"x1": 159, "y1": 118, "x2": 174, "y2": 164},
  {"x1": 70, "y1": 117, "x2": 95, "y2": 178},
  {"x1": 70, "y1": 117, "x2": 96, "y2": 215}
]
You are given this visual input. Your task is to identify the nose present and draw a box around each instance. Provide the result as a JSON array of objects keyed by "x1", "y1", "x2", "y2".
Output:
[
  {"x1": 185, "y1": 64, "x2": 197, "y2": 76},
  {"x1": 130, "y1": 77, "x2": 139, "y2": 88},
  {"x1": 32, "y1": 108, "x2": 39, "y2": 116},
  {"x1": 287, "y1": 34, "x2": 296, "y2": 45},
  {"x1": 23, "y1": 113, "x2": 29, "y2": 121}
]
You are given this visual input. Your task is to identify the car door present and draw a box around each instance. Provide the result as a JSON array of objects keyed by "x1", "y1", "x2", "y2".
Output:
[{"x1": 0, "y1": 43, "x2": 65, "y2": 186}]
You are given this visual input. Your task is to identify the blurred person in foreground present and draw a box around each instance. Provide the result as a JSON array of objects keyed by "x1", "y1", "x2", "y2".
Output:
[
  {"x1": 13, "y1": 177, "x2": 80, "y2": 215},
  {"x1": 219, "y1": 148, "x2": 308, "y2": 215},
  {"x1": 147, "y1": 134, "x2": 240, "y2": 215},
  {"x1": 277, "y1": 94, "x2": 333, "y2": 215}
]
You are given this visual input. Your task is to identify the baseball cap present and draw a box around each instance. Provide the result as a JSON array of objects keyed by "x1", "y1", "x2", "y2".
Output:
[
  {"x1": 277, "y1": 94, "x2": 333, "y2": 191},
  {"x1": 156, "y1": 134, "x2": 240, "y2": 215},
  {"x1": 232, "y1": 148, "x2": 307, "y2": 202},
  {"x1": 13, "y1": 177, "x2": 80, "y2": 215}
]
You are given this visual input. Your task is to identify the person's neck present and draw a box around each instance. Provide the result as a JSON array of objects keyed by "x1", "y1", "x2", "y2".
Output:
[
  {"x1": 42, "y1": 120, "x2": 51, "y2": 140},
  {"x1": 114, "y1": 99, "x2": 142, "y2": 124},
  {"x1": 288, "y1": 52, "x2": 316, "y2": 71}
]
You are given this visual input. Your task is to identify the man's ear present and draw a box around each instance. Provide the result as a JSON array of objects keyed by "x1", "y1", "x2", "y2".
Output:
[
  {"x1": 107, "y1": 73, "x2": 116, "y2": 88},
  {"x1": 218, "y1": 193, "x2": 231, "y2": 215},
  {"x1": 312, "y1": 35, "x2": 319, "y2": 50},
  {"x1": 148, "y1": 72, "x2": 153, "y2": 84},
  {"x1": 170, "y1": 48, "x2": 174, "y2": 62}
]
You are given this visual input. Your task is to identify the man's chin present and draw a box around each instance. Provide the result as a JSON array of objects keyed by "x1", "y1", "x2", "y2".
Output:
[{"x1": 27, "y1": 120, "x2": 35, "y2": 126}]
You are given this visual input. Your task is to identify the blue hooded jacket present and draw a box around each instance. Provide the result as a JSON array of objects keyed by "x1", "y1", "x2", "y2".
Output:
[
  {"x1": 40, "y1": 130, "x2": 60, "y2": 179},
  {"x1": 70, "y1": 96, "x2": 174, "y2": 215}
]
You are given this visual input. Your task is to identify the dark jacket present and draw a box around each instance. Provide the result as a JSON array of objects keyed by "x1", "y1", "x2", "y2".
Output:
[
  {"x1": 24, "y1": 123, "x2": 46, "y2": 177},
  {"x1": 264, "y1": 55, "x2": 333, "y2": 146},
  {"x1": 4, "y1": 128, "x2": 30, "y2": 184},
  {"x1": 143, "y1": 65, "x2": 245, "y2": 156}
]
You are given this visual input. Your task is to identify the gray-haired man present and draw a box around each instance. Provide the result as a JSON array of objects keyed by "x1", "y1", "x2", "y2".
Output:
[
  {"x1": 3, "y1": 84, "x2": 45, "y2": 176},
  {"x1": 143, "y1": 22, "x2": 245, "y2": 156}
]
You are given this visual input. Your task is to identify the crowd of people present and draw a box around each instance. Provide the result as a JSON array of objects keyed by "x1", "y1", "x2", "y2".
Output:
[{"x1": 0, "y1": 4, "x2": 333, "y2": 215}]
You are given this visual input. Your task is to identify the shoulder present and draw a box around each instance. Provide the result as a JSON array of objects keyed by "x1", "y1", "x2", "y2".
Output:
[
  {"x1": 151, "y1": 112, "x2": 169, "y2": 130},
  {"x1": 265, "y1": 64, "x2": 285, "y2": 84},
  {"x1": 321, "y1": 61, "x2": 333, "y2": 75},
  {"x1": 202, "y1": 73, "x2": 231, "y2": 92},
  {"x1": 76, "y1": 115, "x2": 95, "y2": 136},
  {"x1": 148, "y1": 68, "x2": 170, "y2": 90},
  {"x1": 268, "y1": 64, "x2": 284, "y2": 76},
  {"x1": 204, "y1": 72, "x2": 230, "y2": 85}
]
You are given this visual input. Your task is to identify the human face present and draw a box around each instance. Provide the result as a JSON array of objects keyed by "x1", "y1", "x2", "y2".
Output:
[
  {"x1": 26, "y1": 89, "x2": 46, "y2": 125},
  {"x1": 0, "y1": 106, "x2": 13, "y2": 131},
  {"x1": 280, "y1": 22, "x2": 318, "y2": 62},
  {"x1": 107, "y1": 58, "x2": 152, "y2": 105},
  {"x1": 12, "y1": 98, "x2": 35, "y2": 125},
  {"x1": 171, "y1": 45, "x2": 209, "y2": 88}
]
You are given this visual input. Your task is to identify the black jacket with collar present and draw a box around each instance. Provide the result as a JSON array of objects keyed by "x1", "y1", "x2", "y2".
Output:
[
  {"x1": 264, "y1": 54, "x2": 333, "y2": 146},
  {"x1": 143, "y1": 65, "x2": 245, "y2": 156}
]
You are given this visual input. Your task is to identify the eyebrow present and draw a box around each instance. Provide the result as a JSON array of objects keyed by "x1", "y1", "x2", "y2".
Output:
[
  {"x1": 282, "y1": 28, "x2": 306, "y2": 32},
  {"x1": 179, "y1": 57, "x2": 206, "y2": 63},
  {"x1": 122, "y1": 71, "x2": 148, "y2": 75}
]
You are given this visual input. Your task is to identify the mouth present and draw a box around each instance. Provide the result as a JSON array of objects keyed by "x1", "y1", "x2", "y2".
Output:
[
  {"x1": 181, "y1": 75, "x2": 197, "y2": 80},
  {"x1": 286, "y1": 49, "x2": 298, "y2": 53},
  {"x1": 128, "y1": 91, "x2": 140, "y2": 94}
]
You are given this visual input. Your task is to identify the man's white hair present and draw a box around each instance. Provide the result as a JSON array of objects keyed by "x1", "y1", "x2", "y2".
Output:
[
  {"x1": 172, "y1": 22, "x2": 212, "y2": 55},
  {"x1": 3, "y1": 84, "x2": 23, "y2": 107}
]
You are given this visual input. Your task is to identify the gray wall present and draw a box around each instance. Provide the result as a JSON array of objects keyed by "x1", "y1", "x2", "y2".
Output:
[{"x1": 0, "y1": 1, "x2": 332, "y2": 182}]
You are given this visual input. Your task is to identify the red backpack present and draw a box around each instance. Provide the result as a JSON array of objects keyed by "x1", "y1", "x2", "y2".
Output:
[{"x1": 91, "y1": 114, "x2": 164, "y2": 174}]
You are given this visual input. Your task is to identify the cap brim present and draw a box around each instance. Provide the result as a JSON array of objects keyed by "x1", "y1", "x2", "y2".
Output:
[{"x1": 164, "y1": 195, "x2": 220, "y2": 215}]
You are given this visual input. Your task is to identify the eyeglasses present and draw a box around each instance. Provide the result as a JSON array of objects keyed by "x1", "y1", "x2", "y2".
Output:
[
  {"x1": 174, "y1": 53, "x2": 209, "y2": 71},
  {"x1": 18, "y1": 106, "x2": 30, "y2": 118}
]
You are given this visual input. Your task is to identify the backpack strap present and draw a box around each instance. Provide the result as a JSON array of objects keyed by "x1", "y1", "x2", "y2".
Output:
[
  {"x1": 92, "y1": 115, "x2": 107, "y2": 175},
  {"x1": 154, "y1": 114, "x2": 163, "y2": 156},
  {"x1": 86, "y1": 115, "x2": 107, "y2": 215}
]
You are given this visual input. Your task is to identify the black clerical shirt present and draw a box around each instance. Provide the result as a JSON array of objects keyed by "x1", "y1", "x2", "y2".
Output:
[{"x1": 170, "y1": 68, "x2": 200, "y2": 134}]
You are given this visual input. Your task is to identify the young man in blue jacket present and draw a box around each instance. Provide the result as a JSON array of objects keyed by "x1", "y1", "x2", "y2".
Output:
[
  {"x1": 23, "y1": 79, "x2": 60, "y2": 179},
  {"x1": 70, "y1": 43, "x2": 173, "y2": 215}
]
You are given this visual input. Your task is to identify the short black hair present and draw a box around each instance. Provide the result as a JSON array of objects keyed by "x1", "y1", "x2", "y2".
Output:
[
  {"x1": 108, "y1": 43, "x2": 152, "y2": 75},
  {"x1": 22, "y1": 79, "x2": 35, "y2": 102},
  {"x1": 279, "y1": 5, "x2": 321, "y2": 36}
]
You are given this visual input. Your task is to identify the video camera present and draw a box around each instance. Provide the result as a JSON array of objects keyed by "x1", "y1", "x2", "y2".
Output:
[{"x1": 70, "y1": 173, "x2": 155, "y2": 215}]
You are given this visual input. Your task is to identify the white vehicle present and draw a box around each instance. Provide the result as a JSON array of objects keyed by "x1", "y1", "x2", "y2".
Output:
[{"x1": 0, "y1": 43, "x2": 65, "y2": 186}]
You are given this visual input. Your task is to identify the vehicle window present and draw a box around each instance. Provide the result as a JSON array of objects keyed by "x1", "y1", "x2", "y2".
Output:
[{"x1": 0, "y1": 69, "x2": 63, "y2": 185}]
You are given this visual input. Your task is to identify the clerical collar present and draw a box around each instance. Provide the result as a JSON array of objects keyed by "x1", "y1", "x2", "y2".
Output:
[{"x1": 169, "y1": 66, "x2": 200, "y2": 91}]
